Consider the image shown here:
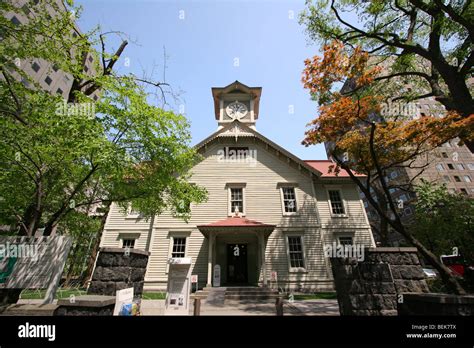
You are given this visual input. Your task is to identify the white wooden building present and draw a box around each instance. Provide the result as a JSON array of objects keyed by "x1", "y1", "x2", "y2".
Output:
[{"x1": 100, "y1": 81, "x2": 375, "y2": 291}]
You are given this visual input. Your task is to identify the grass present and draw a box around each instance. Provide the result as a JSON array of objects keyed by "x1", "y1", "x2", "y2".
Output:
[
  {"x1": 292, "y1": 292, "x2": 337, "y2": 300},
  {"x1": 141, "y1": 292, "x2": 167, "y2": 300},
  {"x1": 20, "y1": 288, "x2": 87, "y2": 300}
]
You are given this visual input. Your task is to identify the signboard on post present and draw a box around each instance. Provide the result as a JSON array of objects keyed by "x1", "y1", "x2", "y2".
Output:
[
  {"x1": 0, "y1": 236, "x2": 72, "y2": 304},
  {"x1": 165, "y1": 257, "x2": 192, "y2": 315},
  {"x1": 213, "y1": 264, "x2": 221, "y2": 287},
  {"x1": 191, "y1": 274, "x2": 198, "y2": 293}
]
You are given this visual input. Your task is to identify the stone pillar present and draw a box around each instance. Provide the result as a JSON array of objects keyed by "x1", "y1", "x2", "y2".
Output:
[
  {"x1": 259, "y1": 234, "x2": 267, "y2": 287},
  {"x1": 207, "y1": 232, "x2": 214, "y2": 287}
]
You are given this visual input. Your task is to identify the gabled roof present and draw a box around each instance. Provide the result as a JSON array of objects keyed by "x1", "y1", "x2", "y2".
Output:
[
  {"x1": 194, "y1": 120, "x2": 324, "y2": 178},
  {"x1": 211, "y1": 81, "x2": 262, "y2": 120},
  {"x1": 304, "y1": 160, "x2": 365, "y2": 178}
]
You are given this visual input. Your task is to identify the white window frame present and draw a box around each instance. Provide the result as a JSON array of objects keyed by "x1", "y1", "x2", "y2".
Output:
[
  {"x1": 464, "y1": 175, "x2": 472, "y2": 183},
  {"x1": 118, "y1": 232, "x2": 140, "y2": 249},
  {"x1": 166, "y1": 232, "x2": 191, "y2": 273},
  {"x1": 284, "y1": 232, "x2": 307, "y2": 273},
  {"x1": 326, "y1": 186, "x2": 348, "y2": 218},
  {"x1": 121, "y1": 238, "x2": 136, "y2": 249},
  {"x1": 279, "y1": 185, "x2": 299, "y2": 216},
  {"x1": 227, "y1": 183, "x2": 246, "y2": 216}
]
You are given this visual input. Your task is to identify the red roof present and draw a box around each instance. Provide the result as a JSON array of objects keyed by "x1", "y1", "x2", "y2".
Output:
[
  {"x1": 197, "y1": 216, "x2": 275, "y2": 228},
  {"x1": 304, "y1": 160, "x2": 365, "y2": 177}
]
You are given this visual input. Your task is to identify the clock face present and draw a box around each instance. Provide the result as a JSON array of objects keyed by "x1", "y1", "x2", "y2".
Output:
[{"x1": 226, "y1": 101, "x2": 248, "y2": 120}]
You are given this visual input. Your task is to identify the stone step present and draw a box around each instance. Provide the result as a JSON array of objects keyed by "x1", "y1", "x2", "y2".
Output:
[
  {"x1": 1, "y1": 303, "x2": 58, "y2": 316},
  {"x1": 225, "y1": 291, "x2": 279, "y2": 296},
  {"x1": 224, "y1": 294, "x2": 281, "y2": 300}
]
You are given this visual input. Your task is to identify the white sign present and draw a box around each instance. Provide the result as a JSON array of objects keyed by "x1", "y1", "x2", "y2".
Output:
[
  {"x1": 0, "y1": 236, "x2": 72, "y2": 304},
  {"x1": 114, "y1": 287, "x2": 134, "y2": 316},
  {"x1": 213, "y1": 264, "x2": 221, "y2": 287},
  {"x1": 165, "y1": 257, "x2": 192, "y2": 315},
  {"x1": 191, "y1": 274, "x2": 198, "y2": 283}
]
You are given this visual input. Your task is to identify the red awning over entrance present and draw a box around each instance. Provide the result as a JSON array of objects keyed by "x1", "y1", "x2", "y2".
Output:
[{"x1": 197, "y1": 216, "x2": 275, "y2": 237}]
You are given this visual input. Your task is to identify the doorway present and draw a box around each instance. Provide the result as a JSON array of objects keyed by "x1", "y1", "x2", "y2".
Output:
[{"x1": 226, "y1": 244, "x2": 248, "y2": 284}]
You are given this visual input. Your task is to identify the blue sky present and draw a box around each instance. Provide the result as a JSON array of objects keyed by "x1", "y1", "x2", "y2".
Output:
[{"x1": 75, "y1": 0, "x2": 327, "y2": 160}]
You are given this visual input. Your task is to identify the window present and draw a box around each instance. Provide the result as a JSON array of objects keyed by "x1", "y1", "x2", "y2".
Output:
[
  {"x1": 31, "y1": 62, "x2": 40, "y2": 73},
  {"x1": 447, "y1": 163, "x2": 454, "y2": 170},
  {"x1": 84, "y1": 65, "x2": 89, "y2": 72},
  {"x1": 457, "y1": 164, "x2": 465, "y2": 170},
  {"x1": 460, "y1": 188, "x2": 468, "y2": 195},
  {"x1": 122, "y1": 239, "x2": 135, "y2": 249},
  {"x1": 230, "y1": 187, "x2": 243, "y2": 214},
  {"x1": 338, "y1": 236, "x2": 353, "y2": 246},
  {"x1": 399, "y1": 194, "x2": 408, "y2": 202},
  {"x1": 363, "y1": 201, "x2": 368, "y2": 208},
  {"x1": 281, "y1": 187, "x2": 297, "y2": 214},
  {"x1": 287, "y1": 236, "x2": 305, "y2": 269},
  {"x1": 467, "y1": 164, "x2": 474, "y2": 170},
  {"x1": 52, "y1": 64, "x2": 59, "y2": 72},
  {"x1": 22, "y1": 5, "x2": 31, "y2": 15},
  {"x1": 56, "y1": 88, "x2": 63, "y2": 95},
  {"x1": 171, "y1": 237, "x2": 186, "y2": 258},
  {"x1": 441, "y1": 152, "x2": 448, "y2": 158},
  {"x1": 404, "y1": 207, "x2": 413, "y2": 216},
  {"x1": 449, "y1": 188, "x2": 456, "y2": 194},
  {"x1": 443, "y1": 175, "x2": 450, "y2": 183},
  {"x1": 390, "y1": 171, "x2": 398, "y2": 179},
  {"x1": 389, "y1": 188, "x2": 397, "y2": 194},
  {"x1": 328, "y1": 190, "x2": 345, "y2": 215},
  {"x1": 464, "y1": 175, "x2": 472, "y2": 183},
  {"x1": 444, "y1": 142, "x2": 452, "y2": 148},
  {"x1": 11, "y1": 16, "x2": 21, "y2": 26},
  {"x1": 88, "y1": 55, "x2": 93, "y2": 63},
  {"x1": 44, "y1": 76, "x2": 52, "y2": 85},
  {"x1": 454, "y1": 176, "x2": 461, "y2": 182},
  {"x1": 436, "y1": 164, "x2": 445, "y2": 171}
]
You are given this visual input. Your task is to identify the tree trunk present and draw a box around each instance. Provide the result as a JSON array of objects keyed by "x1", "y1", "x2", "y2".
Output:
[
  {"x1": 394, "y1": 222, "x2": 466, "y2": 295},
  {"x1": 82, "y1": 202, "x2": 111, "y2": 288}
]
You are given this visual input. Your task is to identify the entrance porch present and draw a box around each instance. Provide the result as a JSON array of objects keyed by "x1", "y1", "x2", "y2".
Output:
[{"x1": 197, "y1": 216, "x2": 275, "y2": 288}]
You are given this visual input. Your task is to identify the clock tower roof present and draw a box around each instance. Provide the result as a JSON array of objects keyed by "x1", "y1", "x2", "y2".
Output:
[{"x1": 211, "y1": 81, "x2": 262, "y2": 121}]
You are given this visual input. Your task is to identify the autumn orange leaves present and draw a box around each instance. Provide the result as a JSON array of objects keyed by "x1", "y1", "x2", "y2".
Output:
[{"x1": 301, "y1": 40, "x2": 472, "y2": 173}]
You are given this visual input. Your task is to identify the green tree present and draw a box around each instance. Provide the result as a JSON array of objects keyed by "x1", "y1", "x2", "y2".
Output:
[
  {"x1": 0, "y1": 0, "x2": 207, "y2": 237},
  {"x1": 412, "y1": 181, "x2": 474, "y2": 268}
]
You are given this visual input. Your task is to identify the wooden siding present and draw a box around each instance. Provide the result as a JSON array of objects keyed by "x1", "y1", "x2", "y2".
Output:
[{"x1": 100, "y1": 135, "x2": 374, "y2": 290}]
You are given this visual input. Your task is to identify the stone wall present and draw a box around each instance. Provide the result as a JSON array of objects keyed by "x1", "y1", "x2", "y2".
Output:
[
  {"x1": 88, "y1": 247, "x2": 149, "y2": 298},
  {"x1": 398, "y1": 293, "x2": 474, "y2": 315},
  {"x1": 330, "y1": 247, "x2": 429, "y2": 316}
]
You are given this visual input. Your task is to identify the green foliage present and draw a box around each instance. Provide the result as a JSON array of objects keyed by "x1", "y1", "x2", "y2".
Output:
[
  {"x1": 0, "y1": 0, "x2": 207, "y2": 234},
  {"x1": 412, "y1": 180, "x2": 474, "y2": 266}
]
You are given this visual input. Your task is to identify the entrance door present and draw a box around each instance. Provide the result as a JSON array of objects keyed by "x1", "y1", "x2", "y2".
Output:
[{"x1": 227, "y1": 244, "x2": 248, "y2": 284}]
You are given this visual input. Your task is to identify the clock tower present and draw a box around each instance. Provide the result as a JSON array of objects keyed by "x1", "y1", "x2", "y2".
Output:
[{"x1": 212, "y1": 81, "x2": 262, "y2": 130}]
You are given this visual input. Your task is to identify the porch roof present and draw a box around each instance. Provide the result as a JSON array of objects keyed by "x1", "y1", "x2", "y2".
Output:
[{"x1": 197, "y1": 216, "x2": 276, "y2": 237}]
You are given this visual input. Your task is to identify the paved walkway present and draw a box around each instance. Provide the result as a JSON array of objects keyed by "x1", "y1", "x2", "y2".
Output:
[
  {"x1": 139, "y1": 298, "x2": 339, "y2": 316},
  {"x1": 16, "y1": 298, "x2": 340, "y2": 316}
]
